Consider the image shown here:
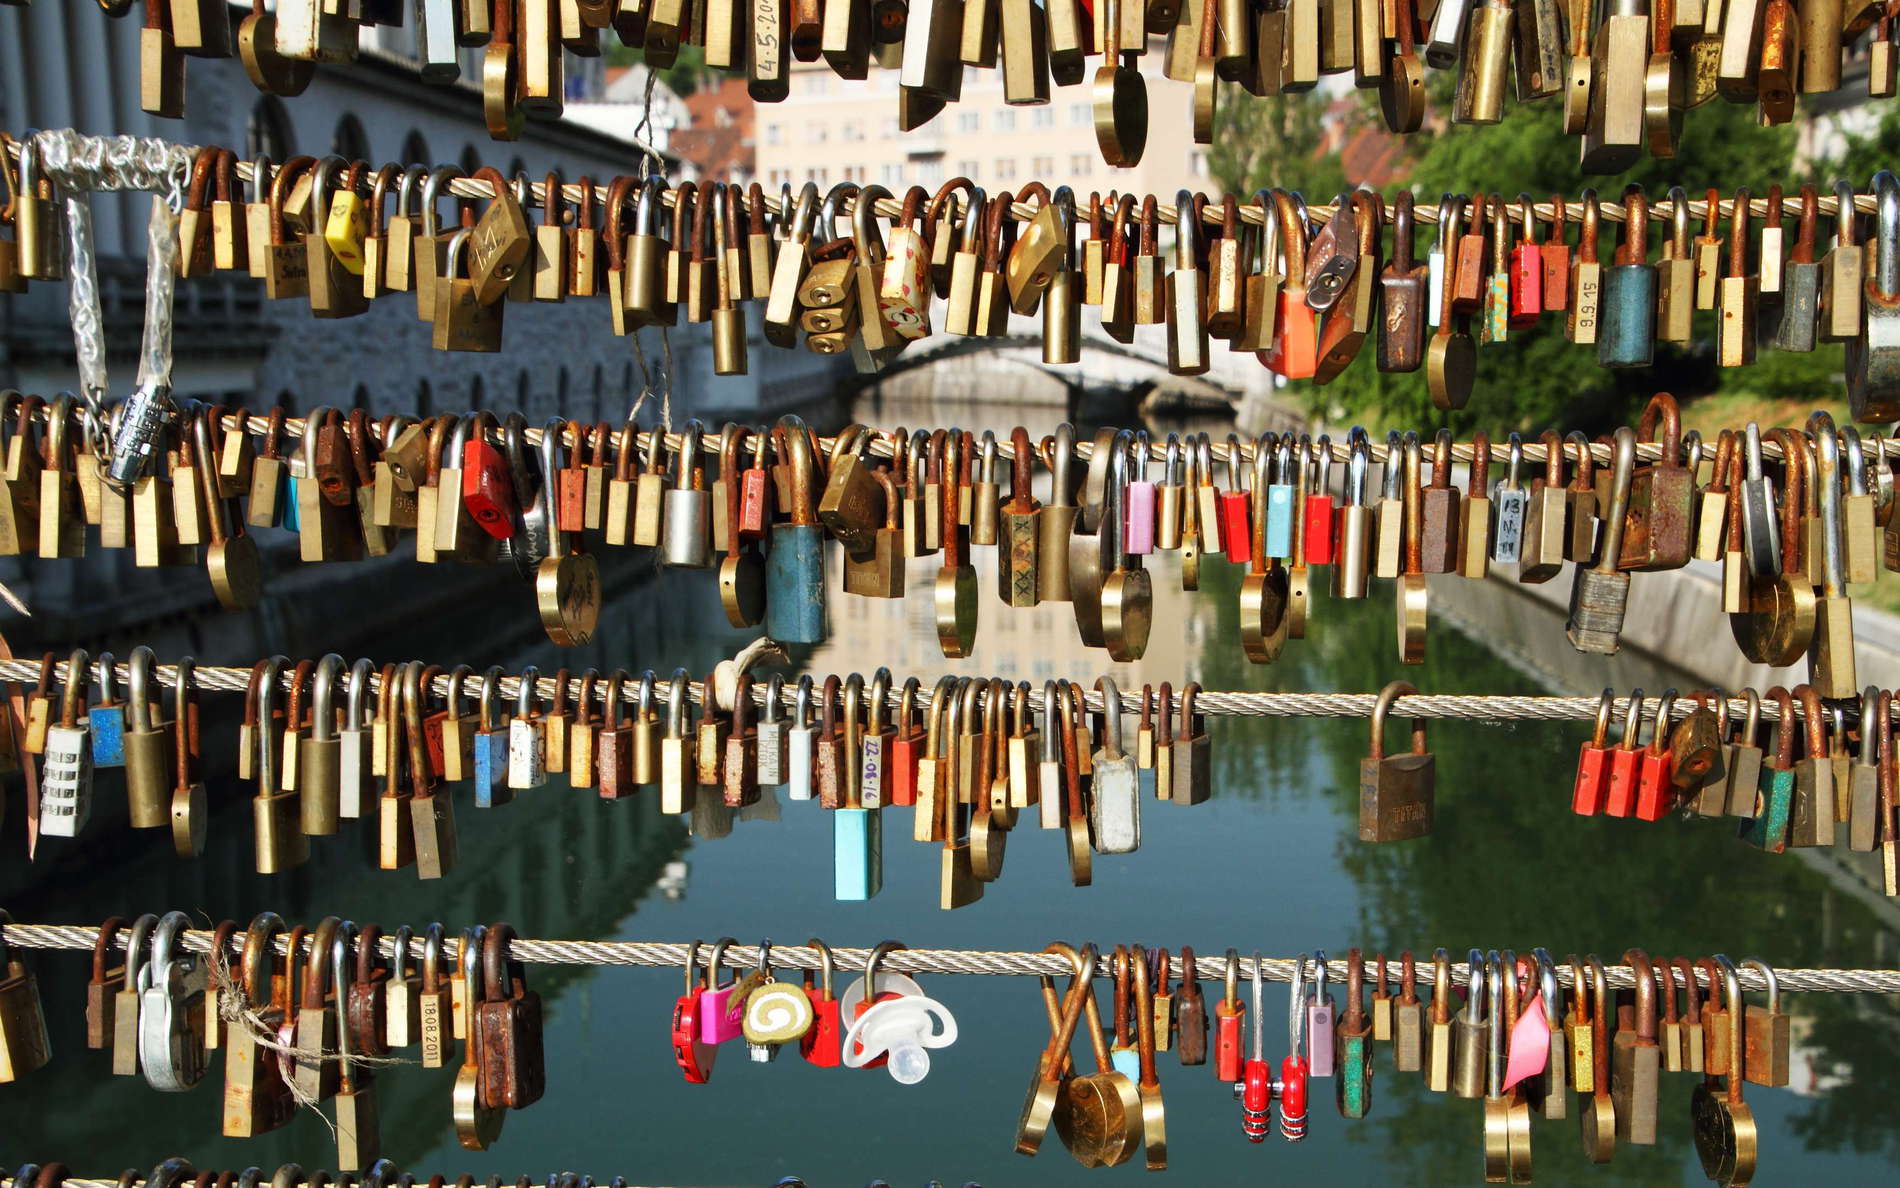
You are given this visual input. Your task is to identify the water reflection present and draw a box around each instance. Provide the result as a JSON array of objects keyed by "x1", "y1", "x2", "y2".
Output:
[{"x1": 0, "y1": 399, "x2": 1896, "y2": 1186}]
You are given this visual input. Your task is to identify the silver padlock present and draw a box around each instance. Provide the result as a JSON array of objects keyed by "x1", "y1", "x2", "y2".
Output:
[
  {"x1": 785, "y1": 675, "x2": 816, "y2": 802},
  {"x1": 1848, "y1": 170, "x2": 1900, "y2": 422},
  {"x1": 661, "y1": 419, "x2": 712, "y2": 568},
  {"x1": 107, "y1": 384, "x2": 175, "y2": 487},
  {"x1": 1491, "y1": 432, "x2": 1529, "y2": 563},
  {"x1": 1739, "y1": 422, "x2": 1781, "y2": 578},
  {"x1": 337, "y1": 658, "x2": 374, "y2": 820},
  {"x1": 136, "y1": 911, "x2": 208, "y2": 1092},
  {"x1": 1566, "y1": 427, "x2": 1637, "y2": 654},
  {"x1": 40, "y1": 649, "x2": 94, "y2": 838},
  {"x1": 1088, "y1": 676, "x2": 1141, "y2": 854},
  {"x1": 756, "y1": 674, "x2": 787, "y2": 787},
  {"x1": 508, "y1": 666, "x2": 549, "y2": 790}
]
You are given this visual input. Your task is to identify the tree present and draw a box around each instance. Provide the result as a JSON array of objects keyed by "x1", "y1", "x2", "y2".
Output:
[
  {"x1": 1206, "y1": 85, "x2": 1347, "y2": 201},
  {"x1": 1207, "y1": 78, "x2": 1802, "y2": 435}
]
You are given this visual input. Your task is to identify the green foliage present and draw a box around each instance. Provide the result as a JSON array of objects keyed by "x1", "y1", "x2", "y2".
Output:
[
  {"x1": 1832, "y1": 101, "x2": 1900, "y2": 183},
  {"x1": 604, "y1": 30, "x2": 709, "y2": 96},
  {"x1": 1206, "y1": 79, "x2": 1803, "y2": 434},
  {"x1": 1205, "y1": 83, "x2": 1348, "y2": 201}
]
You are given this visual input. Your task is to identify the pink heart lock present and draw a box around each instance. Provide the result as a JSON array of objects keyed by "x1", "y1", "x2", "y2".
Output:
[
  {"x1": 1502, "y1": 990, "x2": 1551, "y2": 1091},
  {"x1": 697, "y1": 939, "x2": 749, "y2": 1045}
]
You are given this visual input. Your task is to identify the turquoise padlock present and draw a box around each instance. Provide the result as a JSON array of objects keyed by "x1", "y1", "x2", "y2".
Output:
[
  {"x1": 766, "y1": 416, "x2": 828, "y2": 644},
  {"x1": 88, "y1": 651, "x2": 126, "y2": 768},
  {"x1": 1598, "y1": 184, "x2": 1656, "y2": 369},
  {"x1": 834, "y1": 805, "x2": 882, "y2": 901},
  {"x1": 1263, "y1": 433, "x2": 1296, "y2": 559},
  {"x1": 470, "y1": 666, "x2": 513, "y2": 809},
  {"x1": 281, "y1": 472, "x2": 301, "y2": 532}
]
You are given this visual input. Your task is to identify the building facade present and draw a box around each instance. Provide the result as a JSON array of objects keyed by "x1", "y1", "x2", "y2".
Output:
[
  {"x1": 753, "y1": 56, "x2": 1212, "y2": 198},
  {"x1": 0, "y1": 4, "x2": 841, "y2": 636}
]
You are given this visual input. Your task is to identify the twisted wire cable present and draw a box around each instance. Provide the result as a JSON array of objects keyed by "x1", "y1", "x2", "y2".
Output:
[
  {"x1": 2, "y1": 923, "x2": 1895, "y2": 995},
  {"x1": 0, "y1": 659, "x2": 1866, "y2": 728}
]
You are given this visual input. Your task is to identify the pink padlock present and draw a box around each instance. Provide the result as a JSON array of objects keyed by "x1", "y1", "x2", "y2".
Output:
[
  {"x1": 697, "y1": 937, "x2": 749, "y2": 1044},
  {"x1": 1304, "y1": 951, "x2": 1335, "y2": 1078},
  {"x1": 1124, "y1": 430, "x2": 1156, "y2": 555}
]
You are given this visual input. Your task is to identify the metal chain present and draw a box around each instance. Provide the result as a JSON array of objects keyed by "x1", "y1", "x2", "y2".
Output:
[
  {"x1": 30, "y1": 130, "x2": 193, "y2": 464},
  {"x1": 57, "y1": 170, "x2": 109, "y2": 428},
  {"x1": 2, "y1": 922, "x2": 1894, "y2": 994},
  {"x1": 135, "y1": 195, "x2": 180, "y2": 392},
  {"x1": 0, "y1": 658, "x2": 1877, "y2": 728},
  {"x1": 629, "y1": 71, "x2": 674, "y2": 434}
]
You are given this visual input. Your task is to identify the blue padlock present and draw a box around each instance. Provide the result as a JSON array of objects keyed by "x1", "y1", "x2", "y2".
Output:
[
  {"x1": 834, "y1": 803, "x2": 883, "y2": 901},
  {"x1": 470, "y1": 666, "x2": 513, "y2": 809},
  {"x1": 766, "y1": 416, "x2": 827, "y2": 644},
  {"x1": 1598, "y1": 184, "x2": 1657, "y2": 369},
  {"x1": 88, "y1": 651, "x2": 126, "y2": 768},
  {"x1": 1263, "y1": 433, "x2": 1296, "y2": 560},
  {"x1": 281, "y1": 473, "x2": 301, "y2": 532}
]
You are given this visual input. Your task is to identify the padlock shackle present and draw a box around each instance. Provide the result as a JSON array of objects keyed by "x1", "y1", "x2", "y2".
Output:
[{"x1": 310, "y1": 653, "x2": 343, "y2": 743}]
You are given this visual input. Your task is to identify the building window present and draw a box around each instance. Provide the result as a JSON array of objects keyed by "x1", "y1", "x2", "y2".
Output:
[
  {"x1": 881, "y1": 118, "x2": 898, "y2": 138},
  {"x1": 812, "y1": 168, "x2": 830, "y2": 185},
  {"x1": 810, "y1": 124, "x2": 828, "y2": 143},
  {"x1": 806, "y1": 74, "x2": 828, "y2": 95},
  {"x1": 916, "y1": 159, "x2": 943, "y2": 185},
  {"x1": 994, "y1": 158, "x2": 1016, "y2": 180},
  {"x1": 842, "y1": 165, "x2": 863, "y2": 182},
  {"x1": 1032, "y1": 107, "x2": 1056, "y2": 128},
  {"x1": 957, "y1": 159, "x2": 978, "y2": 179},
  {"x1": 842, "y1": 120, "x2": 864, "y2": 141},
  {"x1": 1069, "y1": 102, "x2": 1090, "y2": 127},
  {"x1": 1070, "y1": 153, "x2": 1093, "y2": 175},
  {"x1": 957, "y1": 111, "x2": 980, "y2": 133},
  {"x1": 401, "y1": 130, "x2": 431, "y2": 165},
  {"x1": 881, "y1": 163, "x2": 905, "y2": 186},
  {"x1": 332, "y1": 113, "x2": 370, "y2": 161},
  {"x1": 765, "y1": 123, "x2": 782, "y2": 146},
  {"x1": 994, "y1": 109, "x2": 1016, "y2": 132},
  {"x1": 246, "y1": 96, "x2": 294, "y2": 160},
  {"x1": 1032, "y1": 155, "x2": 1053, "y2": 175}
]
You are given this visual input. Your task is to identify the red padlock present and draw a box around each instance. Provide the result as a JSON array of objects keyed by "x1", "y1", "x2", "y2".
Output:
[
  {"x1": 1214, "y1": 947, "x2": 1246, "y2": 1083},
  {"x1": 1603, "y1": 692, "x2": 1646, "y2": 818},
  {"x1": 1634, "y1": 690, "x2": 1679, "y2": 821},
  {"x1": 1260, "y1": 191, "x2": 1319, "y2": 379},
  {"x1": 1302, "y1": 436, "x2": 1337, "y2": 566},
  {"x1": 737, "y1": 424, "x2": 773, "y2": 540},
  {"x1": 672, "y1": 941, "x2": 717, "y2": 1083},
  {"x1": 1219, "y1": 438, "x2": 1253, "y2": 566},
  {"x1": 846, "y1": 941, "x2": 909, "y2": 1070},
  {"x1": 1540, "y1": 194, "x2": 1570, "y2": 312},
  {"x1": 419, "y1": 662, "x2": 453, "y2": 781},
  {"x1": 1572, "y1": 689, "x2": 1615, "y2": 815},
  {"x1": 459, "y1": 411, "x2": 517, "y2": 539},
  {"x1": 885, "y1": 677, "x2": 925, "y2": 808},
  {"x1": 1240, "y1": 1057, "x2": 1273, "y2": 1142},
  {"x1": 555, "y1": 421, "x2": 590, "y2": 535},
  {"x1": 1278, "y1": 1052, "x2": 1310, "y2": 1141},
  {"x1": 799, "y1": 940, "x2": 844, "y2": 1067},
  {"x1": 1509, "y1": 194, "x2": 1544, "y2": 327}
]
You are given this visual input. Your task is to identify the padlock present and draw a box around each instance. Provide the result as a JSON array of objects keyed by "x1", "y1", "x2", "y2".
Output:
[{"x1": 1358, "y1": 681, "x2": 1434, "y2": 841}]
